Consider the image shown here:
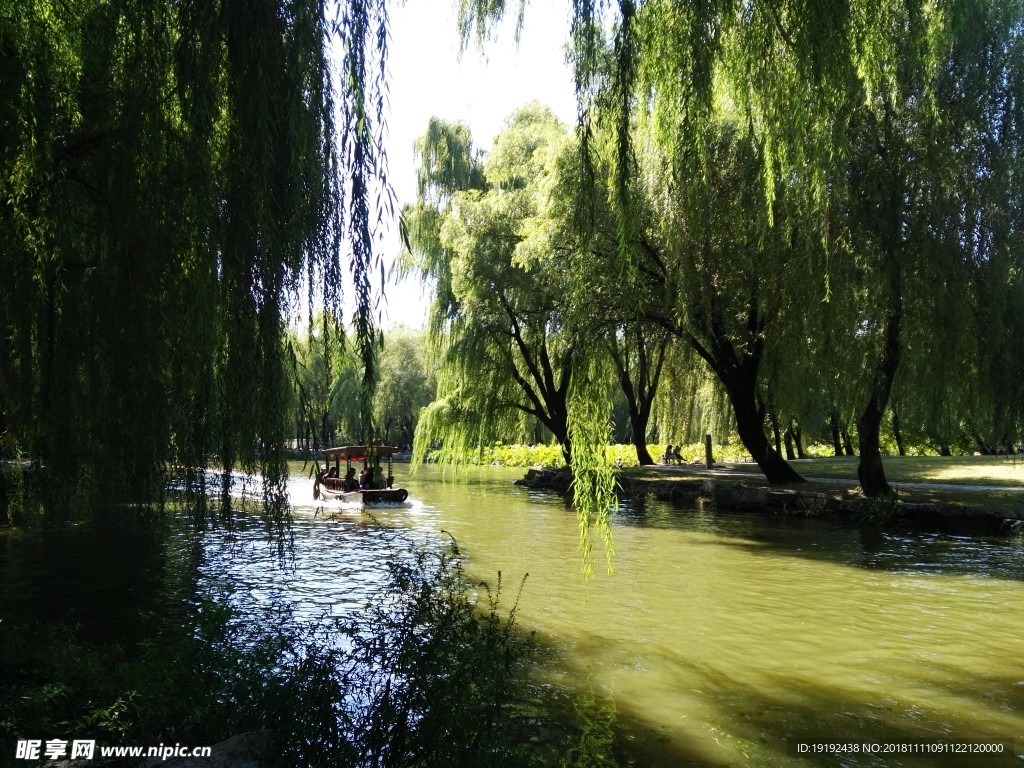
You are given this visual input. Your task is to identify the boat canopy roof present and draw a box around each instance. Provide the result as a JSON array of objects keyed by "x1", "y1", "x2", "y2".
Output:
[{"x1": 322, "y1": 445, "x2": 400, "y2": 461}]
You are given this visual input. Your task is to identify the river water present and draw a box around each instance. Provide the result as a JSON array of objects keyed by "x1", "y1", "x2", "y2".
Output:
[{"x1": 3, "y1": 463, "x2": 1023, "y2": 766}]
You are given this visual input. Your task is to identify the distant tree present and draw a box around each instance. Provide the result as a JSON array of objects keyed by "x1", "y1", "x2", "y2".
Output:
[
  {"x1": 402, "y1": 106, "x2": 586, "y2": 465},
  {"x1": 288, "y1": 317, "x2": 351, "y2": 451},
  {"x1": 606, "y1": 327, "x2": 670, "y2": 465},
  {"x1": 375, "y1": 329, "x2": 435, "y2": 447}
]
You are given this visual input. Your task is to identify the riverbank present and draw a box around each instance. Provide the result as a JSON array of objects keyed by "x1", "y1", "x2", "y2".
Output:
[{"x1": 518, "y1": 461, "x2": 1024, "y2": 536}]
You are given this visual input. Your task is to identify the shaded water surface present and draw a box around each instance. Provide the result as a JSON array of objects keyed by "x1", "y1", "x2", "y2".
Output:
[
  {"x1": 3, "y1": 464, "x2": 1023, "y2": 766},
  {"x1": 331, "y1": 465, "x2": 1024, "y2": 767}
]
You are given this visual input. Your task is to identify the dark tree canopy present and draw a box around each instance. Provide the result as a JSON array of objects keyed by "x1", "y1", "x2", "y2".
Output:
[{"x1": 0, "y1": 0, "x2": 392, "y2": 516}]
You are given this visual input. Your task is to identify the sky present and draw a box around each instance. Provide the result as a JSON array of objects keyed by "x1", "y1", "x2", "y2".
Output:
[{"x1": 372, "y1": 1, "x2": 578, "y2": 329}]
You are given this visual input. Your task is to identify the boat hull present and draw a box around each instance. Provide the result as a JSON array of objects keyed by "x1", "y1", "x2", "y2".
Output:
[{"x1": 315, "y1": 483, "x2": 408, "y2": 504}]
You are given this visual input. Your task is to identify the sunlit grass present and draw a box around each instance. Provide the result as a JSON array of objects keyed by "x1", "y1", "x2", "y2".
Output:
[
  {"x1": 622, "y1": 454, "x2": 1024, "y2": 511},
  {"x1": 790, "y1": 455, "x2": 1024, "y2": 487}
]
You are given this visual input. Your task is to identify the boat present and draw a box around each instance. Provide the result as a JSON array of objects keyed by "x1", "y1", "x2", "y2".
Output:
[{"x1": 313, "y1": 445, "x2": 409, "y2": 504}]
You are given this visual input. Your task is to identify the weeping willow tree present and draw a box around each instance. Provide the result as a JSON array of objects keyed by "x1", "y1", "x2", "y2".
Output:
[
  {"x1": 400, "y1": 106, "x2": 622, "y2": 571},
  {"x1": 458, "y1": 0, "x2": 1022, "y2": 492},
  {"x1": 403, "y1": 106, "x2": 581, "y2": 465},
  {"x1": 0, "y1": 0, "x2": 391, "y2": 517},
  {"x1": 943, "y1": 0, "x2": 1024, "y2": 452},
  {"x1": 639, "y1": 121, "x2": 826, "y2": 485},
  {"x1": 810, "y1": 0, "x2": 1024, "y2": 492}
]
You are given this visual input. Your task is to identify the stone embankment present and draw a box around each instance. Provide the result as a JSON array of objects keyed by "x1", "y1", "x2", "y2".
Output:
[{"x1": 517, "y1": 467, "x2": 1024, "y2": 536}]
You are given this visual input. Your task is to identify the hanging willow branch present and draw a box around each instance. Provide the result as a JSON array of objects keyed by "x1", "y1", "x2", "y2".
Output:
[
  {"x1": 333, "y1": 0, "x2": 396, "y2": 441},
  {"x1": 567, "y1": 349, "x2": 617, "y2": 579},
  {"x1": 0, "y1": 0, "x2": 392, "y2": 520}
]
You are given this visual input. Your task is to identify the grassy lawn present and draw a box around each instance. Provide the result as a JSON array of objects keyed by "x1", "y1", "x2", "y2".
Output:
[{"x1": 789, "y1": 454, "x2": 1024, "y2": 487}]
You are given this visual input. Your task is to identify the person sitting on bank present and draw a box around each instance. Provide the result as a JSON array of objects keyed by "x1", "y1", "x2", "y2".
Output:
[
  {"x1": 672, "y1": 446, "x2": 684, "y2": 464},
  {"x1": 663, "y1": 445, "x2": 675, "y2": 465}
]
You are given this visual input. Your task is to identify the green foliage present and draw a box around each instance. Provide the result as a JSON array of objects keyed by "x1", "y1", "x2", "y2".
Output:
[
  {"x1": 415, "y1": 117, "x2": 486, "y2": 203},
  {"x1": 0, "y1": 620, "x2": 119, "y2": 741},
  {"x1": 286, "y1": 321, "x2": 435, "y2": 451},
  {"x1": 342, "y1": 540, "x2": 535, "y2": 768},
  {"x1": 374, "y1": 328, "x2": 436, "y2": 447},
  {"x1": 567, "y1": 353, "x2": 617, "y2": 578},
  {"x1": 558, "y1": 689, "x2": 618, "y2": 768},
  {"x1": 0, "y1": 0, "x2": 392, "y2": 518},
  {"x1": 289, "y1": 315, "x2": 350, "y2": 449},
  {"x1": 2, "y1": 445, "x2": 26, "y2": 524},
  {"x1": 422, "y1": 443, "x2": 566, "y2": 468},
  {"x1": 405, "y1": 110, "x2": 629, "y2": 565},
  {"x1": 0, "y1": 539, "x2": 541, "y2": 768},
  {"x1": 853, "y1": 489, "x2": 903, "y2": 526},
  {"x1": 408, "y1": 106, "x2": 583, "y2": 469}
]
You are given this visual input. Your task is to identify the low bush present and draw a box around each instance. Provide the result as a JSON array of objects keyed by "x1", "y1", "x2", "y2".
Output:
[{"x1": 1, "y1": 538, "x2": 542, "y2": 768}]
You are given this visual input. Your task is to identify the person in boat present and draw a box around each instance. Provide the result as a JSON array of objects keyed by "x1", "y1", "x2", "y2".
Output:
[
  {"x1": 358, "y1": 466, "x2": 371, "y2": 489},
  {"x1": 327, "y1": 466, "x2": 338, "y2": 478},
  {"x1": 343, "y1": 467, "x2": 358, "y2": 492}
]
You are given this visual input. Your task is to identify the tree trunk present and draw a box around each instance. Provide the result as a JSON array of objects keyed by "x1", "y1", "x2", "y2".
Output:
[
  {"x1": 625, "y1": 393, "x2": 656, "y2": 465},
  {"x1": 536, "y1": 412, "x2": 572, "y2": 466},
  {"x1": 783, "y1": 427, "x2": 796, "y2": 461},
  {"x1": 857, "y1": 417, "x2": 890, "y2": 496},
  {"x1": 544, "y1": 414, "x2": 572, "y2": 467},
  {"x1": 608, "y1": 331, "x2": 666, "y2": 467},
  {"x1": 842, "y1": 426, "x2": 855, "y2": 457},
  {"x1": 631, "y1": 419, "x2": 655, "y2": 465},
  {"x1": 857, "y1": 301, "x2": 902, "y2": 497},
  {"x1": 830, "y1": 410, "x2": 844, "y2": 456},
  {"x1": 793, "y1": 424, "x2": 806, "y2": 459},
  {"x1": 892, "y1": 411, "x2": 905, "y2": 456},
  {"x1": 533, "y1": 389, "x2": 572, "y2": 467},
  {"x1": 678, "y1": 295, "x2": 803, "y2": 485},
  {"x1": 732, "y1": 394, "x2": 805, "y2": 484},
  {"x1": 768, "y1": 407, "x2": 782, "y2": 456},
  {"x1": 716, "y1": 367, "x2": 804, "y2": 485},
  {"x1": 856, "y1": 99, "x2": 905, "y2": 498}
]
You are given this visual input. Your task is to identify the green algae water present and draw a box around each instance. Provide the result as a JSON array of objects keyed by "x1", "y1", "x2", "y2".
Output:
[
  {"x1": 3, "y1": 463, "x2": 1022, "y2": 766},
  {"x1": 319, "y1": 465, "x2": 1023, "y2": 767}
]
